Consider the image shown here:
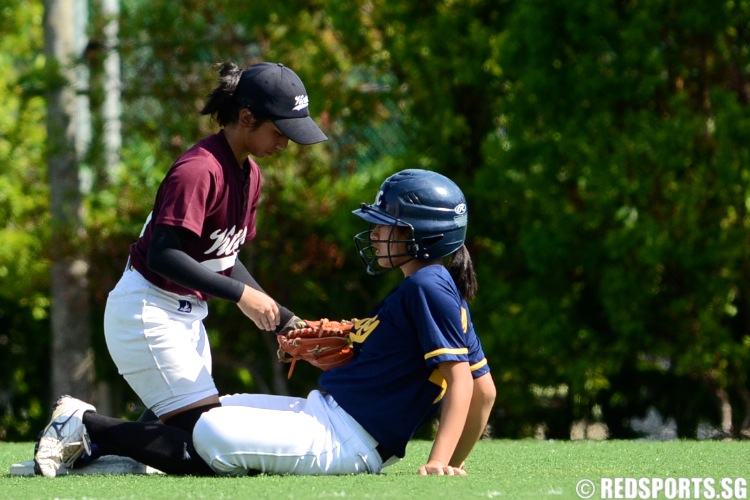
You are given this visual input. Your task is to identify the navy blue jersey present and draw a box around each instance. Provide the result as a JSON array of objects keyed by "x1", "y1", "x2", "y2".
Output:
[{"x1": 320, "y1": 264, "x2": 490, "y2": 458}]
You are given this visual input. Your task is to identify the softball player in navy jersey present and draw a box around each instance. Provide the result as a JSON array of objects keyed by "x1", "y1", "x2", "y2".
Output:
[
  {"x1": 103, "y1": 61, "x2": 327, "y2": 431},
  {"x1": 34, "y1": 169, "x2": 495, "y2": 478},
  {"x1": 193, "y1": 169, "x2": 496, "y2": 475}
]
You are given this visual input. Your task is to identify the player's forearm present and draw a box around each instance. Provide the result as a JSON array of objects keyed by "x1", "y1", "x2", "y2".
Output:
[
  {"x1": 449, "y1": 372, "x2": 496, "y2": 468},
  {"x1": 148, "y1": 225, "x2": 294, "y2": 328},
  {"x1": 149, "y1": 244, "x2": 245, "y2": 301},
  {"x1": 427, "y1": 368, "x2": 473, "y2": 465},
  {"x1": 231, "y1": 260, "x2": 296, "y2": 331},
  {"x1": 148, "y1": 223, "x2": 245, "y2": 301}
]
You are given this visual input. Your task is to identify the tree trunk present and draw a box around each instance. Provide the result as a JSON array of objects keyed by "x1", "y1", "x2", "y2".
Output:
[
  {"x1": 44, "y1": 0, "x2": 94, "y2": 403},
  {"x1": 90, "y1": 0, "x2": 123, "y2": 417},
  {"x1": 715, "y1": 387, "x2": 733, "y2": 437},
  {"x1": 102, "y1": 0, "x2": 122, "y2": 179}
]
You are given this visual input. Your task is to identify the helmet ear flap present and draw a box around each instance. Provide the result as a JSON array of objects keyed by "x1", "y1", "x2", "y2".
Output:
[{"x1": 415, "y1": 235, "x2": 445, "y2": 260}]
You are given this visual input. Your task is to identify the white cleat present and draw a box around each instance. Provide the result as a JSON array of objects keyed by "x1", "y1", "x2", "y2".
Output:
[{"x1": 34, "y1": 395, "x2": 96, "y2": 477}]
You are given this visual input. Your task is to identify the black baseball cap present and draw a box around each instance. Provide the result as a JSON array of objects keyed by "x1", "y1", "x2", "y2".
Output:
[{"x1": 236, "y1": 62, "x2": 328, "y2": 145}]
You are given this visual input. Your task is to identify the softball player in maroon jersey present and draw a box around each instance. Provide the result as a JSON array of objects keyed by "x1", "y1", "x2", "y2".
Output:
[{"x1": 103, "y1": 62, "x2": 327, "y2": 432}]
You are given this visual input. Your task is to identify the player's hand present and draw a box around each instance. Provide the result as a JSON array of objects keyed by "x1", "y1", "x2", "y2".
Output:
[
  {"x1": 418, "y1": 460, "x2": 467, "y2": 476},
  {"x1": 237, "y1": 285, "x2": 280, "y2": 331}
]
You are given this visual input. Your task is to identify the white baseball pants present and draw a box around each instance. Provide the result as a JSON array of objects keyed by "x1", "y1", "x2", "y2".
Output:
[
  {"x1": 103, "y1": 268, "x2": 218, "y2": 416},
  {"x1": 193, "y1": 390, "x2": 397, "y2": 475}
]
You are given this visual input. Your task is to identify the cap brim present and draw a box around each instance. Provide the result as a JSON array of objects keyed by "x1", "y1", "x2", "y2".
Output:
[{"x1": 274, "y1": 116, "x2": 328, "y2": 145}]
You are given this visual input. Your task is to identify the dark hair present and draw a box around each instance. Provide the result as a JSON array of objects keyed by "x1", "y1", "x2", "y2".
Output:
[
  {"x1": 446, "y1": 245, "x2": 477, "y2": 302},
  {"x1": 200, "y1": 62, "x2": 271, "y2": 127}
]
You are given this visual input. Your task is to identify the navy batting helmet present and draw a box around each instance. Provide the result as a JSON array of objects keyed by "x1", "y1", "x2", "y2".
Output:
[{"x1": 353, "y1": 169, "x2": 468, "y2": 275}]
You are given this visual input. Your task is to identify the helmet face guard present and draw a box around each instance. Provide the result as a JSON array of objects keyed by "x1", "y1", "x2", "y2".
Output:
[
  {"x1": 353, "y1": 208, "x2": 419, "y2": 275},
  {"x1": 352, "y1": 169, "x2": 468, "y2": 275}
]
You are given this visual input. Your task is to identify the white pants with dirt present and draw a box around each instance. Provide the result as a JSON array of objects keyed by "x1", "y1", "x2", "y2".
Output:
[
  {"x1": 193, "y1": 390, "x2": 397, "y2": 475},
  {"x1": 103, "y1": 268, "x2": 218, "y2": 417}
]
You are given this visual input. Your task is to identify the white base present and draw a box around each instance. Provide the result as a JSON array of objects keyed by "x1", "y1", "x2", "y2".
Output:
[{"x1": 10, "y1": 456, "x2": 164, "y2": 476}]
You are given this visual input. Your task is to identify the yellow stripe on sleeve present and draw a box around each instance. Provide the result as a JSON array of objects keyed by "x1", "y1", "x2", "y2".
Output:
[
  {"x1": 424, "y1": 347, "x2": 469, "y2": 360},
  {"x1": 470, "y1": 358, "x2": 488, "y2": 372}
]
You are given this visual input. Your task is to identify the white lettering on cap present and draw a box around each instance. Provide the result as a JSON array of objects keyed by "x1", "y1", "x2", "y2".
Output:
[{"x1": 293, "y1": 95, "x2": 309, "y2": 111}]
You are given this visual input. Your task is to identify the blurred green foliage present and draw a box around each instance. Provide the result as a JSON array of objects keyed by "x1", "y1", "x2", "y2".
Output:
[{"x1": 2, "y1": 0, "x2": 750, "y2": 441}]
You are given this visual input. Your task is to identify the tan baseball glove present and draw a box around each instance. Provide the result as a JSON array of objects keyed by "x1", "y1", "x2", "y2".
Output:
[{"x1": 277, "y1": 319, "x2": 355, "y2": 379}]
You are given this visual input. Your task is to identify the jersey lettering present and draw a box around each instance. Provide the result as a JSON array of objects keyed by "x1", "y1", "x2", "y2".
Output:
[
  {"x1": 349, "y1": 316, "x2": 380, "y2": 344},
  {"x1": 428, "y1": 368, "x2": 448, "y2": 403},
  {"x1": 138, "y1": 212, "x2": 153, "y2": 238},
  {"x1": 205, "y1": 226, "x2": 247, "y2": 257}
]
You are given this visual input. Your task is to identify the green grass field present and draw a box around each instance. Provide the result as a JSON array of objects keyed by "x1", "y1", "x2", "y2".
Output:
[{"x1": 1, "y1": 439, "x2": 748, "y2": 499}]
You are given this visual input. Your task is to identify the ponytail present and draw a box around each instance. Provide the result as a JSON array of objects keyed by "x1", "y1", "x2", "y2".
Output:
[
  {"x1": 200, "y1": 62, "x2": 244, "y2": 126},
  {"x1": 447, "y1": 245, "x2": 477, "y2": 302}
]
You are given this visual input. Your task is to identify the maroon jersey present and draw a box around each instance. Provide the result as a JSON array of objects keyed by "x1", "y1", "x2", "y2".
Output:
[{"x1": 129, "y1": 131, "x2": 262, "y2": 300}]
